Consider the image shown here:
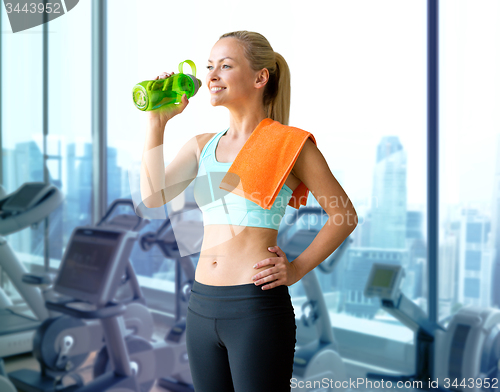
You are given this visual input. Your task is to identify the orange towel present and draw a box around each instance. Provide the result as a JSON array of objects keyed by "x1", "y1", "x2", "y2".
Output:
[{"x1": 219, "y1": 118, "x2": 317, "y2": 210}]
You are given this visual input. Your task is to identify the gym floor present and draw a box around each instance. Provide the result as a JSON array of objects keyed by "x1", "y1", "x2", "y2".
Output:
[
  {"x1": 4, "y1": 352, "x2": 173, "y2": 391},
  {"x1": 3, "y1": 353, "x2": 421, "y2": 392},
  {"x1": 3, "y1": 322, "x2": 173, "y2": 392},
  {"x1": 3, "y1": 322, "x2": 419, "y2": 392}
]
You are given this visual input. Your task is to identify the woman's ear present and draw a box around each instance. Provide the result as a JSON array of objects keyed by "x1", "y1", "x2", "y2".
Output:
[{"x1": 255, "y1": 68, "x2": 270, "y2": 89}]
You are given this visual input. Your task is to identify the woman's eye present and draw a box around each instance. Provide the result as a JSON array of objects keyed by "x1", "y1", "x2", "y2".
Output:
[{"x1": 206, "y1": 65, "x2": 230, "y2": 71}]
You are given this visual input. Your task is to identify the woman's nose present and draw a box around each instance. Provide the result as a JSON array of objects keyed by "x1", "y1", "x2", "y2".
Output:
[{"x1": 207, "y1": 69, "x2": 219, "y2": 80}]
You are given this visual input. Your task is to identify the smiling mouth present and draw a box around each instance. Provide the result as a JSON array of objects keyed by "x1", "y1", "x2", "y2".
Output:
[{"x1": 210, "y1": 87, "x2": 226, "y2": 93}]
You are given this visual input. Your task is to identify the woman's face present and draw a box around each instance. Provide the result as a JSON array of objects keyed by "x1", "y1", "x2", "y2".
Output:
[{"x1": 206, "y1": 37, "x2": 262, "y2": 109}]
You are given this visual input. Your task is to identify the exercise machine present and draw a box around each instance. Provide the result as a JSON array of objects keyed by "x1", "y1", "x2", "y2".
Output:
[
  {"x1": 41, "y1": 195, "x2": 201, "y2": 392},
  {"x1": 0, "y1": 182, "x2": 64, "y2": 357},
  {"x1": 135, "y1": 216, "x2": 197, "y2": 391},
  {"x1": 0, "y1": 182, "x2": 63, "y2": 392},
  {"x1": 0, "y1": 357, "x2": 16, "y2": 392},
  {"x1": 93, "y1": 200, "x2": 199, "y2": 392},
  {"x1": 93, "y1": 193, "x2": 202, "y2": 392},
  {"x1": 434, "y1": 306, "x2": 500, "y2": 392},
  {"x1": 364, "y1": 262, "x2": 500, "y2": 392},
  {"x1": 8, "y1": 199, "x2": 155, "y2": 392},
  {"x1": 364, "y1": 263, "x2": 444, "y2": 390},
  {"x1": 42, "y1": 221, "x2": 183, "y2": 391},
  {"x1": 45, "y1": 224, "x2": 157, "y2": 391},
  {"x1": 137, "y1": 196, "x2": 202, "y2": 392},
  {"x1": 277, "y1": 206, "x2": 351, "y2": 392},
  {"x1": 139, "y1": 204, "x2": 197, "y2": 323}
]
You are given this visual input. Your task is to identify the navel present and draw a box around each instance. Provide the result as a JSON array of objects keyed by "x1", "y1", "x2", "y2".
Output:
[{"x1": 212, "y1": 259, "x2": 218, "y2": 267}]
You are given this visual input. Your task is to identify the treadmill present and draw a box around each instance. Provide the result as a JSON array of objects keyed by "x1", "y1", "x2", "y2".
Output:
[{"x1": 0, "y1": 182, "x2": 63, "y2": 357}]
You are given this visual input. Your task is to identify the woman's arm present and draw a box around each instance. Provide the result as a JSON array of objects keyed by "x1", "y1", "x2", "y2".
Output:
[
  {"x1": 289, "y1": 139, "x2": 358, "y2": 280},
  {"x1": 140, "y1": 119, "x2": 168, "y2": 208},
  {"x1": 140, "y1": 72, "x2": 191, "y2": 208},
  {"x1": 140, "y1": 121, "x2": 201, "y2": 209}
]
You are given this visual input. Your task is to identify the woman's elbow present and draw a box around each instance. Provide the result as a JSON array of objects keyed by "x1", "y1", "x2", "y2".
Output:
[{"x1": 345, "y1": 209, "x2": 358, "y2": 233}]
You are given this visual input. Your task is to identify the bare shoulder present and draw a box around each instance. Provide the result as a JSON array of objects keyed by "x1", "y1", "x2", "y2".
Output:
[
  {"x1": 291, "y1": 137, "x2": 317, "y2": 177},
  {"x1": 181, "y1": 133, "x2": 216, "y2": 162},
  {"x1": 191, "y1": 133, "x2": 218, "y2": 164}
]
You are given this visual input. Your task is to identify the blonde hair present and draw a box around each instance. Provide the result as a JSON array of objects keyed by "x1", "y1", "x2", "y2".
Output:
[{"x1": 219, "y1": 31, "x2": 291, "y2": 125}]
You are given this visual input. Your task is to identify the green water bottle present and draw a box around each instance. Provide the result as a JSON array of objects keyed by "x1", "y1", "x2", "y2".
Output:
[{"x1": 132, "y1": 60, "x2": 202, "y2": 111}]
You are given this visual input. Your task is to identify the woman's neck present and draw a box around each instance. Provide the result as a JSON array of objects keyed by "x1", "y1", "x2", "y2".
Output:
[{"x1": 226, "y1": 109, "x2": 268, "y2": 142}]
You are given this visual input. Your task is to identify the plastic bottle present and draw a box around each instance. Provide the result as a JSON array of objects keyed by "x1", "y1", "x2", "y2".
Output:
[{"x1": 132, "y1": 60, "x2": 202, "y2": 111}]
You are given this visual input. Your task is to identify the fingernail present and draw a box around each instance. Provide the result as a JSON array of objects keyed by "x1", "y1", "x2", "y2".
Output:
[{"x1": 268, "y1": 247, "x2": 273, "y2": 250}]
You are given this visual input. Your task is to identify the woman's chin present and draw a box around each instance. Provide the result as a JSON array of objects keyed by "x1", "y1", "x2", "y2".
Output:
[{"x1": 209, "y1": 98, "x2": 224, "y2": 107}]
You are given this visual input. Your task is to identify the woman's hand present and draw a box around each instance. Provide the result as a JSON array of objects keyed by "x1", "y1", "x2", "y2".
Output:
[
  {"x1": 145, "y1": 71, "x2": 190, "y2": 128},
  {"x1": 252, "y1": 246, "x2": 301, "y2": 290}
]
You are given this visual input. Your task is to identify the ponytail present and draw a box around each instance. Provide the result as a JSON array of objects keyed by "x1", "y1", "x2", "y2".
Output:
[{"x1": 267, "y1": 52, "x2": 291, "y2": 126}]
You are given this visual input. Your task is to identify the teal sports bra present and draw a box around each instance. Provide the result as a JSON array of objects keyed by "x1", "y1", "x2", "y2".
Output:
[{"x1": 193, "y1": 129, "x2": 293, "y2": 230}]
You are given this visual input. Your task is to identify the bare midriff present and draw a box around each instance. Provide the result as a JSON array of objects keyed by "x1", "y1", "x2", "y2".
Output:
[
  {"x1": 195, "y1": 225, "x2": 280, "y2": 286},
  {"x1": 195, "y1": 175, "x2": 301, "y2": 286}
]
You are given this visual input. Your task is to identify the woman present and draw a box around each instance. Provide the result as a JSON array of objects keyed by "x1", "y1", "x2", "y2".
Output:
[{"x1": 140, "y1": 31, "x2": 357, "y2": 392}]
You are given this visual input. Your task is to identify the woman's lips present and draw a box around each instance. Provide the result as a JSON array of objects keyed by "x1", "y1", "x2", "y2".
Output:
[{"x1": 210, "y1": 87, "x2": 226, "y2": 94}]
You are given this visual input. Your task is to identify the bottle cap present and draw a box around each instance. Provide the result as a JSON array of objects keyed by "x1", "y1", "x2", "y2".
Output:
[
  {"x1": 179, "y1": 60, "x2": 202, "y2": 97},
  {"x1": 186, "y1": 75, "x2": 202, "y2": 96},
  {"x1": 132, "y1": 85, "x2": 148, "y2": 110}
]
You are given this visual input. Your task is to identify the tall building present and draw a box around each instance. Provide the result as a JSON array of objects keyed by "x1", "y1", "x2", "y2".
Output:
[
  {"x1": 8, "y1": 142, "x2": 44, "y2": 255},
  {"x1": 439, "y1": 234, "x2": 458, "y2": 318},
  {"x1": 354, "y1": 208, "x2": 371, "y2": 248},
  {"x1": 107, "y1": 146, "x2": 122, "y2": 208},
  {"x1": 406, "y1": 210, "x2": 426, "y2": 298},
  {"x1": 66, "y1": 142, "x2": 92, "y2": 229},
  {"x1": 2, "y1": 149, "x2": 18, "y2": 196},
  {"x1": 491, "y1": 134, "x2": 500, "y2": 307},
  {"x1": 406, "y1": 210, "x2": 424, "y2": 241},
  {"x1": 458, "y1": 209, "x2": 493, "y2": 308},
  {"x1": 370, "y1": 136, "x2": 407, "y2": 249}
]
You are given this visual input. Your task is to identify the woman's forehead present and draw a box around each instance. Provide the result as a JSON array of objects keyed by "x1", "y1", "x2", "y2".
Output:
[{"x1": 209, "y1": 38, "x2": 244, "y2": 61}]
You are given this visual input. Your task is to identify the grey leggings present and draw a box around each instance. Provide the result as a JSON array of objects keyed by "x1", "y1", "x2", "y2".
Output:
[{"x1": 186, "y1": 280, "x2": 297, "y2": 392}]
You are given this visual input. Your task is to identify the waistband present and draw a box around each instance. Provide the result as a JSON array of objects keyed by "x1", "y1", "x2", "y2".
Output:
[{"x1": 188, "y1": 280, "x2": 294, "y2": 319}]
